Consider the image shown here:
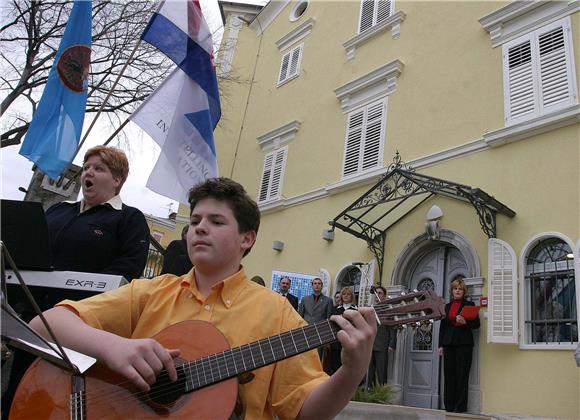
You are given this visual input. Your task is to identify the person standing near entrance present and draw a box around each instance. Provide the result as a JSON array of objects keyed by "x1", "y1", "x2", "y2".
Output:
[
  {"x1": 438, "y1": 276, "x2": 480, "y2": 413},
  {"x1": 330, "y1": 287, "x2": 358, "y2": 373},
  {"x1": 278, "y1": 276, "x2": 298, "y2": 310},
  {"x1": 368, "y1": 286, "x2": 396, "y2": 386},
  {"x1": 298, "y1": 277, "x2": 333, "y2": 324}
]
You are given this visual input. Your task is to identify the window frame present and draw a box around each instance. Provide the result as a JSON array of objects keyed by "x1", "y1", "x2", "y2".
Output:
[
  {"x1": 277, "y1": 43, "x2": 304, "y2": 87},
  {"x1": 357, "y1": 0, "x2": 394, "y2": 35},
  {"x1": 341, "y1": 98, "x2": 387, "y2": 179},
  {"x1": 502, "y1": 17, "x2": 578, "y2": 126},
  {"x1": 519, "y1": 232, "x2": 578, "y2": 349},
  {"x1": 257, "y1": 146, "x2": 288, "y2": 204}
]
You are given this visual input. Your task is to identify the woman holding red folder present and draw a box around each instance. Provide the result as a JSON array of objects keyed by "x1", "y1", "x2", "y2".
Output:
[{"x1": 438, "y1": 276, "x2": 480, "y2": 413}]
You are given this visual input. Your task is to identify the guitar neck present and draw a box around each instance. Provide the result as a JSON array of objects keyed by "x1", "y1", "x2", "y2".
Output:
[{"x1": 182, "y1": 319, "x2": 339, "y2": 392}]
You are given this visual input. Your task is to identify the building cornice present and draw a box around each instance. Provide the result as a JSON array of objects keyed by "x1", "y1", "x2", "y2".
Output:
[
  {"x1": 343, "y1": 10, "x2": 406, "y2": 61},
  {"x1": 334, "y1": 60, "x2": 404, "y2": 113},
  {"x1": 250, "y1": 0, "x2": 291, "y2": 35},
  {"x1": 479, "y1": 0, "x2": 579, "y2": 47},
  {"x1": 275, "y1": 18, "x2": 315, "y2": 51},
  {"x1": 483, "y1": 104, "x2": 580, "y2": 147},
  {"x1": 145, "y1": 214, "x2": 176, "y2": 230},
  {"x1": 256, "y1": 120, "x2": 301, "y2": 152}
]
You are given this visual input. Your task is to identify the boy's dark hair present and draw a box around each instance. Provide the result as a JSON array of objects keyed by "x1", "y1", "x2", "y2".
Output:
[{"x1": 188, "y1": 178, "x2": 260, "y2": 255}]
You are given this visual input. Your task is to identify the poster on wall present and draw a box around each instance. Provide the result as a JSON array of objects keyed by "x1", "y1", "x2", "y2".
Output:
[{"x1": 271, "y1": 270, "x2": 322, "y2": 303}]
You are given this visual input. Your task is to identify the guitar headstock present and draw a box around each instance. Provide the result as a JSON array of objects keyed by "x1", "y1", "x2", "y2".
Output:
[{"x1": 374, "y1": 290, "x2": 445, "y2": 327}]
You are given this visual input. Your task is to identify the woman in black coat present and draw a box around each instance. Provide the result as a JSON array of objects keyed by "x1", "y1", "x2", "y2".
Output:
[
  {"x1": 329, "y1": 287, "x2": 357, "y2": 374},
  {"x1": 438, "y1": 276, "x2": 480, "y2": 413}
]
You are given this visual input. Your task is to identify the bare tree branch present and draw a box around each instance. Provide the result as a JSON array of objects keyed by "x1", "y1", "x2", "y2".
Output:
[{"x1": 0, "y1": 0, "x2": 173, "y2": 148}]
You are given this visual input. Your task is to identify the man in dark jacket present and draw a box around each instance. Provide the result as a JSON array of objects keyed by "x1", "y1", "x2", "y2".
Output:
[
  {"x1": 278, "y1": 276, "x2": 298, "y2": 310},
  {"x1": 161, "y1": 225, "x2": 193, "y2": 276}
]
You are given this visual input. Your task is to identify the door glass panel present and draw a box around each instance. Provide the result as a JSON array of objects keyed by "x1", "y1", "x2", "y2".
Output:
[{"x1": 412, "y1": 278, "x2": 435, "y2": 351}]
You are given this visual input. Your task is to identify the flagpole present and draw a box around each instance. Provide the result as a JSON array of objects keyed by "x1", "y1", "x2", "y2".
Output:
[
  {"x1": 58, "y1": 1, "x2": 166, "y2": 186},
  {"x1": 75, "y1": 37, "x2": 143, "y2": 154}
]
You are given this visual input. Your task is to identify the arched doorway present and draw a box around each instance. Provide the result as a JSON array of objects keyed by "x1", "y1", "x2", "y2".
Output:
[
  {"x1": 335, "y1": 264, "x2": 362, "y2": 302},
  {"x1": 402, "y1": 246, "x2": 467, "y2": 409},
  {"x1": 390, "y1": 230, "x2": 481, "y2": 412}
]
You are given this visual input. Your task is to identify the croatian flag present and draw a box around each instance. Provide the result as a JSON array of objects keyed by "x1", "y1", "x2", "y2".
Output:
[
  {"x1": 19, "y1": 0, "x2": 92, "y2": 179},
  {"x1": 131, "y1": 0, "x2": 221, "y2": 203}
]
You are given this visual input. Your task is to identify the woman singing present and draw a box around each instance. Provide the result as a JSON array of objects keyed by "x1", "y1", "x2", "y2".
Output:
[{"x1": 438, "y1": 276, "x2": 480, "y2": 413}]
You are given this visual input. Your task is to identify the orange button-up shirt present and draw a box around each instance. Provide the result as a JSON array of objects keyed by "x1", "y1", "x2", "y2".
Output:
[{"x1": 58, "y1": 268, "x2": 328, "y2": 419}]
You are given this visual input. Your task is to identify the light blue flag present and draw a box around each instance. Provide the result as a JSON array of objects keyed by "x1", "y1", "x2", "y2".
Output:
[{"x1": 19, "y1": 0, "x2": 92, "y2": 179}]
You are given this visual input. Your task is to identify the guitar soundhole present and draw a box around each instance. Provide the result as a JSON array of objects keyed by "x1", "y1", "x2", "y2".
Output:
[{"x1": 146, "y1": 363, "x2": 188, "y2": 408}]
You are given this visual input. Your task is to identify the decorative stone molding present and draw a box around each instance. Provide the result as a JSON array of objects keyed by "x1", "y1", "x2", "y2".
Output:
[
  {"x1": 334, "y1": 60, "x2": 404, "y2": 113},
  {"x1": 464, "y1": 276, "x2": 485, "y2": 303},
  {"x1": 343, "y1": 10, "x2": 406, "y2": 61},
  {"x1": 275, "y1": 18, "x2": 315, "y2": 51},
  {"x1": 256, "y1": 120, "x2": 301, "y2": 152},
  {"x1": 391, "y1": 230, "x2": 482, "y2": 287},
  {"x1": 250, "y1": 0, "x2": 290, "y2": 35},
  {"x1": 483, "y1": 104, "x2": 580, "y2": 147},
  {"x1": 479, "y1": 0, "x2": 579, "y2": 47}
]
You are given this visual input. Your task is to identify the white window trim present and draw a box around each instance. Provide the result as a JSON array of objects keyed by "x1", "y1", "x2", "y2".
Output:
[
  {"x1": 217, "y1": 14, "x2": 243, "y2": 76},
  {"x1": 501, "y1": 17, "x2": 578, "y2": 126},
  {"x1": 277, "y1": 43, "x2": 304, "y2": 87},
  {"x1": 257, "y1": 146, "x2": 288, "y2": 204},
  {"x1": 334, "y1": 60, "x2": 403, "y2": 113},
  {"x1": 518, "y1": 232, "x2": 579, "y2": 350},
  {"x1": 340, "y1": 98, "x2": 387, "y2": 179},
  {"x1": 483, "y1": 104, "x2": 579, "y2": 148},
  {"x1": 344, "y1": 10, "x2": 406, "y2": 62},
  {"x1": 256, "y1": 120, "x2": 301, "y2": 152},
  {"x1": 479, "y1": 0, "x2": 579, "y2": 48},
  {"x1": 275, "y1": 18, "x2": 315, "y2": 51}
]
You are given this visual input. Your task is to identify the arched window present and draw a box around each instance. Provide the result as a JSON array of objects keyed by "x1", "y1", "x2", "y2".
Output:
[
  {"x1": 337, "y1": 266, "x2": 362, "y2": 302},
  {"x1": 524, "y1": 238, "x2": 577, "y2": 344}
]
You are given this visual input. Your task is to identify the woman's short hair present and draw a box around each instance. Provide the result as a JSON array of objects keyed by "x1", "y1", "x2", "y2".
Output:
[
  {"x1": 83, "y1": 146, "x2": 129, "y2": 194},
  {"x1": 449, "y1": 275, "x2": 469, "y2": 297},
  {"x1": 340, "y1": 287, "x2": 354, "y2": 301}
]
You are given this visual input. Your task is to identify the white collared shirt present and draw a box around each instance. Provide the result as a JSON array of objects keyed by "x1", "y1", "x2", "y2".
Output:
[{"x1": 69, "y1": 195, "x2": 123, "y2": 213}]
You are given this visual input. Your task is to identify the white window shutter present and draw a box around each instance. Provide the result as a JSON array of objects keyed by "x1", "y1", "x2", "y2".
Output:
[
  {"x1": 258, "y1": 152, "x2": 274, "y2": 202},
  {"x1": 278, "y1": 51, "x2": 291, "y2": 84},
  {"x1": 487, "y1": 238, "x2": 518, "y2": 344},
  {"x1": 376, "y1": 0, "x2": 392, "y2": 25},
  {"x1": 288, "y1": 45, "x2": 302, "y2": 78},
  {"x1": 269, "y1": 148, "x2": 287, "y2": 199},
  {"x1": 342, "y1": 109, "x2": 364, "y2": 176},
  {"x1": 505, "y1": 38, "x2": 537, "y2": 122},
  {"x1": 358, "y1": 0, "x2": 375, "y2": 33},
  {"x1": 538, "y1": 23, "x2": 574, "y2": 113},
  {"x1": 362, "y1": 100, "x2": 384, "y2": 170}
]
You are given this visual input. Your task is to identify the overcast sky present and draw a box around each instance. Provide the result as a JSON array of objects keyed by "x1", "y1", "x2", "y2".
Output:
[{"x1": 1, "y1": 0, "x2": 234, "y2": 218}]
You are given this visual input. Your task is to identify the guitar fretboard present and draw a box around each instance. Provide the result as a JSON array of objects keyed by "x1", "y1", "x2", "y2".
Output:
[{"x1": 182, "y1": 319, "x2": 340, "y2": 392}]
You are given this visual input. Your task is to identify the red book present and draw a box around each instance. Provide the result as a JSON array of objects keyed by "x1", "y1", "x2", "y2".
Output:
[{"x1": 460, "y1": 305, "x2": 480, "y2": 321}]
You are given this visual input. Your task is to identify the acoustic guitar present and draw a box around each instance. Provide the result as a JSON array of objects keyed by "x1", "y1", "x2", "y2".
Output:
[{"x1": 9, "y1": 290, "x2": 444, "y2": 419}]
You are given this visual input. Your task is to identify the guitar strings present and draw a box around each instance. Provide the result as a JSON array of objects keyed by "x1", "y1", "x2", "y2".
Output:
[
  {"x1": 76, "y1": 302, "x2": 437, "y2": 408},
  {"x1": 78, "y1": 325, "x2": 339, "y2": 407}
]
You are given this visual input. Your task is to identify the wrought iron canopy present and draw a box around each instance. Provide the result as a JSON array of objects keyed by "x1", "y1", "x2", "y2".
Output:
[{"x1": 329, "y1": 153, "x2": 516, "y2": 280}]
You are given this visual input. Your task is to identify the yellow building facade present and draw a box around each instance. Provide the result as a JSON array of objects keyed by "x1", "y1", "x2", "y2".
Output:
[{"x1": 214, "y1": 0, "x2": 579, "y2": 417}]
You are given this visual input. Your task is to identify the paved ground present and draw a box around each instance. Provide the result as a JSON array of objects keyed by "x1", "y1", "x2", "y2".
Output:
[{"x1": 337, "y1": 401, "x2": 494, "y2": 420}]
